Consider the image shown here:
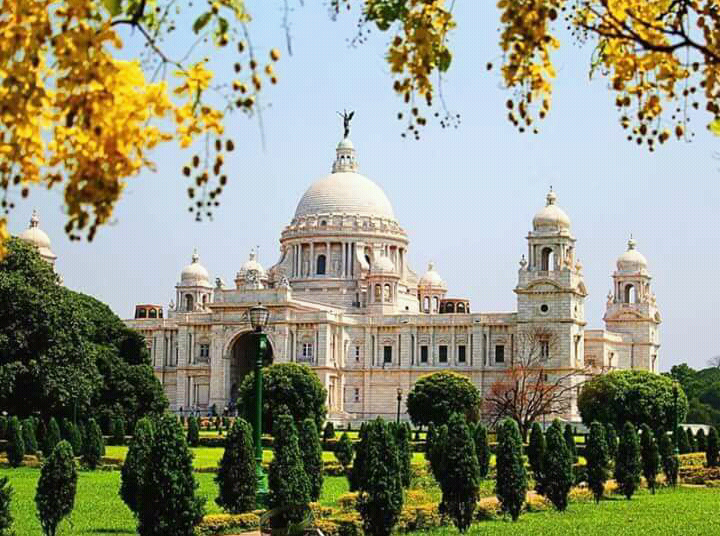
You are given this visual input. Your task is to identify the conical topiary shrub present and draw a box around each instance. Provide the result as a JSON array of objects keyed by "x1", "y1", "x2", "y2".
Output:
[
  {"x1": 186, "y1": 417, "x2": 199, "y2": 447},
  {"x1": 439, "y1": 413, "x2": 479, "y2": 532},
  {"x1": 334, "y1": 432, "x2": 354, "y2": 472},
  {"x1": 474, "y1": 422, "x2": 491, "y2": 479},
  {"x1": 564, "y1": 424, "x2": 578, "y2": 463},
  {"x1": 615, "y1": 422, "x2": 641, "y2": 499},
  {"x1": 542, "y1": 421, "x2": 573, "y2": 511},
  {"x1": 6, "y1": 417, "x2": 25, "y2": 468},
  {"x1": 83, "y1": 419, "x2": 104, "y2": 470},
  {"x1": 640, "y1": 424, "x2": 659, "y2": 494},
  {"x1": 42, "y1": 418, "x2": 61, "y2": 459},
  {"x1": 495, "y1": 418, "x2": 527, "y2": 521},
  {"x1": 527, "y1": 422, "x2": 545, "y2": 492},
  {"x1": 120, "y1": 417, "x2": 155, "y2": 515},
  {"x1": 298, "y1": 418, "x2": 323, "y2": 502},
  {"x1": 215, "y1": 418, "x2": 255, "y2": 514},
  {"x1": 657, "y1": 428, "x2": 678, "y2": 487},
  {"x1": 707, "y1": 427, "x2": 719, "y2": 467},
  {"x1": 586, "y1": 421, "x2": 609, "y2": 503},
  {"x1": 22, "y1": 418, "x2": 38, "y2": 456},
  {"x1": 35, "y1": 441, "x2": 77, "y2": 536}
]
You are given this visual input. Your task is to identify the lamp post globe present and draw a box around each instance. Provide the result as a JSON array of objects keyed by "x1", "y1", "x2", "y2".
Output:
[
  {"x1": 249, "y1": 304, "x2": 270, "y2": 504},
  {"x1": 396, "y1": 387, "x2": 403, "y2": 424}
]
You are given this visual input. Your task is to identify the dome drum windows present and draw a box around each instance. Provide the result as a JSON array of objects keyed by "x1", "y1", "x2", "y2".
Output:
[{"x1": 316, "y1": 254, "x2": 326, "y2": 275}]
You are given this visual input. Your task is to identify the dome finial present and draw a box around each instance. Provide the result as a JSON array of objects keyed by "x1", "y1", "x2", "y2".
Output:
[
  {"x1": 627, "y1": 234, "x2": 636, "y2": 250},
  {"x1": 338, "y1": 109, "x2": 355, "y2": 139},
  {"x1": 428, "y1": 261, "x2": 435, "y2": 271},
  {"x1": 191, "y1": 248, "x2": 199, "y2": 263},
  {"x1": 29, "y1": 209, "x2": 39, "y2": 228},
  {"x1": 546, "y1": 187, "x2": 557, "y2": 206}
]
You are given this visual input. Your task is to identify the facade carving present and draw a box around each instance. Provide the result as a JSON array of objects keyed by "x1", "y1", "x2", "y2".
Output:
[{"x1": 123, "y1": 138, "x2": 662, "y2": 422}]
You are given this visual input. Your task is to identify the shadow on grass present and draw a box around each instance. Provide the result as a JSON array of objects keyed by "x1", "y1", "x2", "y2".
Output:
[{"x1": 83, "y1": 529, "x2": 135, "y2": 534}]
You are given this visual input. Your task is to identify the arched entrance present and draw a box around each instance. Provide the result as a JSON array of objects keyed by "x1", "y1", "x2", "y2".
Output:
[{"x1": 228, "y1": 332, "x2": 274, "y2": 412}]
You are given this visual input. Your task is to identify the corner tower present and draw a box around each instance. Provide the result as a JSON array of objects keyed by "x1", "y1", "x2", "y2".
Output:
[
  {"x1": 604, "y1": 238, "x2": 661, "y2": 372},
  {"x1": 515, "y1": 189, "x2": 587, "y2": 369}
]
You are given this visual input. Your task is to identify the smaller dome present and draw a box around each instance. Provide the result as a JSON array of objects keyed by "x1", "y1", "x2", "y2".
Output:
[
  {"x1": 18, "y1": 210, "x2": 57, "y2": 263},
  {"x1": 239, "y1": 250, "x2": 266, "y2": 276},
  {"x1": 337, "y1": 138, "x2": 354, "y2": 150},
  {"x1": 418, "y1": 262, "x2": 447, "y2": 289},
  {"x1": 617, "y1": 237, "x2": 648, "y2": 273},
  {"x1": 533, "y1": 189, "x2": 572, "y2": 232},
  {"x1": 180, "y1": 250, "x2": 210, "y2": 285},
  {"x1": 371, "y1": 255, "x2": 395, "y2": 274}
]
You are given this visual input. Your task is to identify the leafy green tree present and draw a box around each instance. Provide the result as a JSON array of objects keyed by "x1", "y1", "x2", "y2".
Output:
[
  {"x1": 67, "y1": 422, "x2": 83, "y2": 457},
  {"x1": 238, "y1": 363, "x2": 327, "y2": 435},
  {"x1": 22, "y1": 418, "x2": 38, "y2": 456},
  {"x1": 112, "y1": 415, "x2": 126, "y2": 446},
  {"x1": 605, "y1": 423, "x2": 618, "y2": 462},
  {"x1": 6, "y1": 417, "x2": 25, "y2": 468},
  {"x1": 0, "y1": 476, "x2": 12, "y2": 536},
  {"x1": 527, "y1": 422, "x2": 545, "y2": 480},
  {"x1": 578, "y1": 370, "x2": 688, "y2": 431},
  {"x1": 186, "y1": 417, "x2": 199, "y2": 447},
  {"x1": 657, "y1": 428, "x2": 678, "y2": 487},
  {"x1": 586, "y1": 422, "x2": 609, "y2": 503},
  {"x1": 428, "y1": 424, "x2": 448, "y2": 483},
  {"x1": 707, "y1": 427, "x2": 719, "y2": 467},
  {"x1": 356, "y1": 419, "x2": 403, "y2": 536},
  {"x1": 614, "y1": 422, "x2": 641, "y2": 500},
  {"x1": 120, "y1": 417, "x2": 154, "y2": 515},
  {"x1": 349, "y1": 423, "x2": 368, "y2": 492},
  {"x1": 474, "y1": 422, "x2": 491, "y2": 479},
  {"x1": 495, "y1": 418, "x2": 527, "y2": 521},
  {"x1": 541, "y1": 421, "x2": 573, "y2": 511},
  {"x1": 334, "y1": 432, "x2": 354, "y2": 472},
  {"x1": 42, "y1": 418, "x2": 61, "y2": 459},
  {"x1": 392, "y1": 423, "x2": 412, "y2": 488},
  {"x1": 268, "y1": 414, "x2": 311, "y2": 529},
  {"x1": 439, "y1": 413, "x2": 479, "y2": 532},
  {"x1": 564, "y1": 424, "x2": 578, "y2": 463},
  {"x1": 696, "y1": 428, "x2": 707, "y2": 453},
  {"x1": 35, "y1": 441, "x2": 77, "y2": 536},
  {"x1": 675, "y1": 426, "x2": 690, "y2": 454},
  {"x1": 406, "y1": 371, "x2": 480, "y2": 427},
  {"x1": 215, "y1": 418, "x2": 255, "y2": 514},
  {"x1": 639, "y1": 424, "x2": 660, "y2": 494},
  {"x1": 82, "y1": 419, "x2": 104, "y2": 470},
  {"x1": 322, "y1": 422, "x2": 335, "y2": 447},
  {"x1": 137, "y1": 415, "x2": 205, "y2": 536},
  {"x1": 298, "y1": 418, "x2": 323, "y2": 502}
]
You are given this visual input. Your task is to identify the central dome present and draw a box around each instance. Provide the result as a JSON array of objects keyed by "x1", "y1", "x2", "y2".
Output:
[{"x1": 295, "y1": 172, "x2": 395, "y2": 220}]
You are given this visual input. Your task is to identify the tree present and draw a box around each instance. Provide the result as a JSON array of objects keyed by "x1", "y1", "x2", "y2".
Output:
[
  {"x1": 564, "y1": 424, "x2": 578, "y2": 463},
  {"x1": 428, "y1": 424, "x2": 448, "y2": 483},
  {"x1": 66, "y1": 422, "x2": 83, "y2": 457},
  {"x1": 349, "y1": 423, "x2": 369, "y2": 492},
  {"x1": 298, "y1": 418, "x2": 323, "y2": 502},
  {"x1": 215, "y1": 418, "x2": 256, "y2": 514},
  {"x1": 238, "y1": 363, "x2": 327, "y2": 435},
  {"x1": 586, "y1": 422, "x2": 609, "y2": 503},
  {"x1": 474, "y1": 422, "x2": 491, "y2": 479},
  {"x1": 42, "y1": 418, "x2": 61, "y2": 459},
  {"x1": 495, "y1": 418, "x2": 527, "y2": 522},
  {"x1": 541, "y1": 421, "x2": 573, "y2": 511},
  {"x1": 82, "y1": 419, "x2": 104, "y2": 470},
  {"x1": 334, "y1": 432, "x2": 354, "y2": 472},
  {"x1": 484, "y1": 328, "x2": 587, "y2": 438},
  {"x1": 697, "y1": 428, "x2": 707, "y2": 453},
  {"x1": 605, "y1": 423, "x2": 618, "y2": 462},
  {"x1": 657, "y1": 428, "x2": 678, "y2": 487},
  {"x1": 392, "y1": 423, "x2": 412, "y2": 488},
  {"x1": 112, "y1": 415, "x2": 126, "y2": 446},
  {"x1": 406, "y1": 371, "x2": 480, "y2": 427},
  {"x1": 640, "y1": 424, "x2": 660, "y2": 494},
  {"x1": 675, "y1": 426, "x2": 690, "y2": 454},
  {"x1": 579, "y1": 370, "x2": 688, "y2": 431},
  {"x1": 707, "y1": 427, "x2": 719, "y2": 468},
  {"x1": 357, "y1": 419, "x2": 403, "y2": 536},
  {"x1": 6, "y1": 417, "x2": 25, "y2": 468},
  {"x1": 322, "y1": 422, "x2": 335, "y2": 448},
  {"x1": 120, "y1": 417, "x2": 154, "y2": 515},
  {"x1": 438, "y1": 413, "x2": 479, "y2": 532},
  {"x1": 268, "y1": 414, "x2": 311, "y2": 529},
  {"x1": 614, "y1": 422, "x2": 641, "y2": 500},
  {"x1": 137, "y1": 415, "x2": 205, "y2": 536},
  {"x1": 0, "y1": 477, "x2": 12, "y2": 536},
  {"x1": 527, "y1": 422, "x2": 545, "y2": 490},
  {"x1": 186, "y1": 417, "x2": 200, "y2": 447},
  {"x1": 425, "y1": 423, "x2": 435, "y2": 463},
  {"x1": 22, "y1": 418, "x2": 38, "y2": 456},
  {"x1": 35, "y1": 441, "x2": 77, "y2": 536}
]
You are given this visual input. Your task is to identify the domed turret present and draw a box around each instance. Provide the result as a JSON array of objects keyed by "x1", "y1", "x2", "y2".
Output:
[
  {"x1": 418, "y1": 262, "x2": 447, "y2": 314},
  {"x1": 371, "y1": 255, "x2": 395, "y2": 274},
  {"x1": 418, "y1": 262, "x2": 446, "y2": 290},
  {"x1": 180, "y1": 250, "x2": 210, "y2": 285},
  {"x1": 18, "y1": 210, "x2": 57, "y2": 265},
  {"x1": 533, "y1": 189, "x2": 572, "y2": 232},
  {"x1": 616, "y1": 237, "x2": 648, "y2": 273},
  {"x1": 235, "y1": 249, "x2": 268, "y2": 289}
]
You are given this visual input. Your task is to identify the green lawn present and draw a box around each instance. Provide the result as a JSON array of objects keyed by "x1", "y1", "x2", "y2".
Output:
[{"x1": 415, "y1": 487, "x2": 720, "y2": 535}]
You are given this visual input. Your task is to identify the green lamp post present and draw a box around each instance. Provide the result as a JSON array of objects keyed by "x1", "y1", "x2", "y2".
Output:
[
  {"x1": 249, "y1": 304, "x2": 270, "y2": 504},
  {"x1": 396, "y1": 387, "x2": 403, "y2": 424},
  {"x1": 673, "y1": 381, "x2": 680, "y2": 457}
]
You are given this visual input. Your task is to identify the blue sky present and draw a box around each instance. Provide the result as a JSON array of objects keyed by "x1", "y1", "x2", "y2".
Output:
[{"x1": 8, "y1": 2, "x2": 720, "y2": 371}]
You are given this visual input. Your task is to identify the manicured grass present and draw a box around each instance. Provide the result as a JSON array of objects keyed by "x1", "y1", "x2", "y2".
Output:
[{"x1": 414, "y1": 487, "x2": 720, "y2": 536}]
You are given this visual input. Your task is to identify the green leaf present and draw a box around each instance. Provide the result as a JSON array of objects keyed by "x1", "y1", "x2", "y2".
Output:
[
  {"x1": 193, "y1": 12, "x2": 212, "y2": 34},
  {"x1": 103, "y1": 0, "x2": 123, "y2": 17},
  {"x1": 709, "y1": 119, "x2": 720, "y2": 136},
  {"x1": 217, "y1": 17, "x2": 229, "y2": 36}
]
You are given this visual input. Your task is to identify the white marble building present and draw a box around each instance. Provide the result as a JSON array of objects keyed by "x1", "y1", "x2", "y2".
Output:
[{"x1": 120, "y1": 137, "x2": 661, "y2": 422}]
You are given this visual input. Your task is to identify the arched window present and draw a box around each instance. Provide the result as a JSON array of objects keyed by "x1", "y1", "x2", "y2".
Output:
[
  {"x1": 423, "y1": 296, "x2": 430, "y2": 313},
  {"x1": 185, "y1": 294, "x2": 194, "y2": 311},
  {"x1": 202, "y1": 294, "x2": 208, "y2": 305},
  {"x1": 457, "y1": 303, "x2": 465, "y2": 313},
  {"x1": 446, "y1": 302, "x2": 455, "y2": 313},
  {"x1": 384, "y1": 284, "x2": 392, "y2": 302},
  {"x1": 624, "y1": 283, "x2": 637, "y2": 304},
  {"x1": 541, "y1": 247, "x2": 555, "y2": 271},
  {"x1": 149, "y1": 308, "x2": 157, "y2": 318},
  {"x1": 137, "y1": 308, "x2": 147, "y2": 318},
  {"x1": 316, "y1": 254, "x2": 326, "y2": 275},
  {"x1": 433, "y1": 296, "x2": 439, "y2": 312},
  {"x1": 374, "y1": 284, "x2": 382, "y2": 302}
]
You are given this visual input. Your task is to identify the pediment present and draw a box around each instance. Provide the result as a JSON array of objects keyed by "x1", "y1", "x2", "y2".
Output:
[{"x1": 525, "y1": 279, "x2": 563, "y2": 292}]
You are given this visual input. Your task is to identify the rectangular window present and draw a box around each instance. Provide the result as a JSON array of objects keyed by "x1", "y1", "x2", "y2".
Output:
[
  {"x1": 495, "y1": 345, "x2": 505, "y2": 364},
  {"x1": 355, "y1": 346, "x2": 361, "y2": 362},
  {"x1": 439, "y1": 345, "x2": 448, "y2": 363},
  {"x1": 383, "y1": 346, "x2": 393, "y2": 364},
  {"x1": 199, "y1": 343, "x2": 210, "y2": 360},
  {"x1": 540, "y1": 340, "x2": 550, "y2": 361},
  {"x1": 457, "y1": 345, "x2": 466, "y2": 363},
  {"x1": 420, "y1": 345, "x2": 429, "y2": 363},
  {"x1": 354, "y1": 388, "x2": 360, "y2": 402},
  {"x1": 302, "y1": 343, "x2": 314, "y2": 362}
]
